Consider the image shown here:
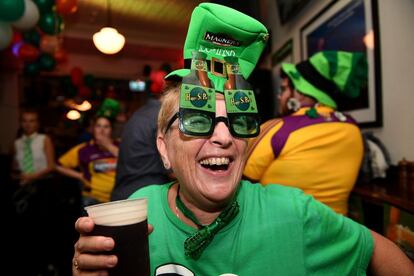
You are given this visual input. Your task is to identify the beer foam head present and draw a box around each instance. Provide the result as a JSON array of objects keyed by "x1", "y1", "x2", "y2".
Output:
[{"x1": 85, "y1": 198, "x2": 147, "y2": 226}]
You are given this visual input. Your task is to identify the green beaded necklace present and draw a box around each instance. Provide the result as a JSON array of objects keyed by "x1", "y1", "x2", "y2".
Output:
[{"x1": 175, "y1": 189, "x2": 239, "y2": 259}]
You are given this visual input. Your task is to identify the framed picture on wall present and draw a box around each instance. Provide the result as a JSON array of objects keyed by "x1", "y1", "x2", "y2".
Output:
[
  {"x1": 271, "y1": 39, "x2": 293, "y2": 117},
  {"x1": 300, "y1": 0, "x2": 382, "y2": 128}
]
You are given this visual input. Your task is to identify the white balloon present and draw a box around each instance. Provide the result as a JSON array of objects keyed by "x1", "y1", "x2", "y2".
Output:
[
  {"x1": 0, "y1": 22, "x2": 13, "y2": 50},
  {"x1": 12, "y1": 0, "x2": 40, "y2": 30}
]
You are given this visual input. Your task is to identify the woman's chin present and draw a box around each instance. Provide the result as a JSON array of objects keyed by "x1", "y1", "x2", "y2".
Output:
[{"x1": 199, "y1": 180, "x2": 237, "y2": 204}]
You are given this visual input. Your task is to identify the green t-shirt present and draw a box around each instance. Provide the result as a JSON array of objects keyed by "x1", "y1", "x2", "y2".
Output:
[{"x1": 130, "y1": 180, "x2": 373, "y2": 275}]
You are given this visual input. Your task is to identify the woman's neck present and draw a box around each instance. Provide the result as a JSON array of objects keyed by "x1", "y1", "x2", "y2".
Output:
[
  {"x1": 24, "y1": 132, "x2": 37, "y2": 138},
  {"x1": 168, "y1": 183, "x2": 222, "y2": 228}
]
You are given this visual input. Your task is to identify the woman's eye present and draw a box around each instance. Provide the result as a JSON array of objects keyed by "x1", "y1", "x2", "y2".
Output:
[
  {"x1": 188, "y1": 117, "x2": 208, "y2": 127},
  {"x1": 233, "y1": 118, "x2": 248, "y2": 129}
]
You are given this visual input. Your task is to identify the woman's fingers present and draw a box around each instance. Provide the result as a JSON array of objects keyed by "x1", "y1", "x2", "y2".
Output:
[
  {"x1": 73, "y1": 235, "x2": 117, "y2": 275},
  {"x1": 75, "y1": 235, "x2": 115, "y2": 254},
  {"x1": 73, "y1": 270, "x2": 109, "y2": 276},
  {"x1": 75, "y1": 217, "x2": 95, "y2": 234},
  {"x1": 73, "y1": 216, "x2": 118, "y2": 274},
  {"x1": 73, "y1": 253, "x2": 117, "y2": 272}
]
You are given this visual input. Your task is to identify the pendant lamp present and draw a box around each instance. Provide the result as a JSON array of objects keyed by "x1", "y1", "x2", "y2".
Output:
[{"x1": 93, "y1": 0, "x2": 125, "y2": 54}]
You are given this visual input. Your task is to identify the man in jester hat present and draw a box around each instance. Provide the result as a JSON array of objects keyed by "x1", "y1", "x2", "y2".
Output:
[
  {"x1": 244, "y1": 50, "x2": 367, "y2": 216},
  {"x1": 72, "y1": 3, "x2": 414, "y2": 275}
]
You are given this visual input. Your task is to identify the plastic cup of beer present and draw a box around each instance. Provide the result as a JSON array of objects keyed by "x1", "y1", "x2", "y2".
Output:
[{"x1": 84, "y1": 198, "x2": 150, "y2": 276}]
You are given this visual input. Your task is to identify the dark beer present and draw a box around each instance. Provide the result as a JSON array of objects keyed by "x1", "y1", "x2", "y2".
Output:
[
  {"x1": 92, "y1": 219, "x2": 150, "y2": 276},
  {"x1": 85, "y1": 198, "x2": 149, "y2": 276}
]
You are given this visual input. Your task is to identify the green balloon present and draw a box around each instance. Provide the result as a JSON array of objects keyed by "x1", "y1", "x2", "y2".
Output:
[
  {"x1": 39, "y1": 53, "x2": 55, "y2": 71},
  {"x1": 0, "y1": 0, "x2": 25, "y2": 22},
  {"x1": 22, "y1": 29, "x2": 41, "y2": 46},
  {"x1": 33, "y1": 0, "x2": 54, "y2": 13},
  {"x1": 84, "y1": 74, "x2": 95, "y2": 88},
  {"x1": 38, "y1": 12, "x2": 64, "y2": 35},
  {"x1": 24, "y1": 62, "x2": 40, "y2": 75}
]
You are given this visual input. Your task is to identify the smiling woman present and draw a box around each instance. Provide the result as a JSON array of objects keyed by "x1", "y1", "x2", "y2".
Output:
[
  {"x1": 157, "y1": 84, "x2": 247, "y2": 214},
  {"x1": 71, "y1": 3, "x2": 414, "y2": 275}
]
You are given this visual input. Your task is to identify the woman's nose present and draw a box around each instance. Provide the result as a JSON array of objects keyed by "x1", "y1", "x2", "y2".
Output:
[{"x1": 209, "y1": 121, "x2": 232, "y2": 147}]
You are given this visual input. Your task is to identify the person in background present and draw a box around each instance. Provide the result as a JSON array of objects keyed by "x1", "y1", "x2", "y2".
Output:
[
  {"x1": 57, "y1": 99, "x2": 120, "y2": 206},
  {"x1": 244, "y1": 50, "x2": 366, "y2": 215},
  {"x1": 71, "y1": 3, "x2": 413, "y2": 275},
  {"x1": 11, "y1": 108, "x2": 56, "y2": 275},
  {"x1": 12, "y1": 108, "x2": 55, "y2": 187},
  {"x1": 111, "y1": 64, "x2": 171, "y2": 200}
]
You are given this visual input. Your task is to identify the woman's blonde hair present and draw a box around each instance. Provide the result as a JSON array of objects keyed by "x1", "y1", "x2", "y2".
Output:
[{"x1": 157, "y1": 81, "x2": 181, "y2": 134}]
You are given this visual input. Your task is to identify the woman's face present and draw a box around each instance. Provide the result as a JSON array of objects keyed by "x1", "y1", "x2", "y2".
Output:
[
  {"x1": 93, "y1": 117, "x2": 112, "y2": 139},
  {"x1": 278, "y1": 77, "x2": 293, "y2": 116},
  {"x1": 21, "y1": 112, "x2": 39, "y2": 136},
  {"x1": 158, "y1": 96, "x2": 248, "y2": 211}
]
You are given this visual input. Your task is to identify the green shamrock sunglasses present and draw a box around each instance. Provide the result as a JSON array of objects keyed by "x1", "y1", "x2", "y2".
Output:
[{"x1": 164, "y1": 52, "x2": 260, "y2": 138}]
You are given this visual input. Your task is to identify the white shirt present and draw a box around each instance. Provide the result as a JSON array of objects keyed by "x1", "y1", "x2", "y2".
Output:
[{"x1": 15, "y1": 132, "x2": 48, "y2": 173}]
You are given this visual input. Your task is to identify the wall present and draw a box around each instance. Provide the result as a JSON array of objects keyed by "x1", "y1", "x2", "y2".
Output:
[
  {"x1": 262, "y1": 0, "x2": 414, "y2": 163},
  {"x1": 0, "y1": 72, "x2": 19, "y2": 154},
  {"x1": 372, "y1": 0, "x2": 414, "y2": 162},
  {"x1": 52, "y1": 52, "x2": 164, "y2": 80}
]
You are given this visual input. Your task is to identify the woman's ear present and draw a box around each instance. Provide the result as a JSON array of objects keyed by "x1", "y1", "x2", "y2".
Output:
[{"x1": 157, "y1": 133, "x2": 171, "y2": 170}]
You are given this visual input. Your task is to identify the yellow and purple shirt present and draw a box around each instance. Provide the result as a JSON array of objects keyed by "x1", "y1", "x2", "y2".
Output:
[
  {"x1": 58, "y1": 141, "x2": 118, "y2": 202},
  {"x1": 244, "y1": 106, "x2": 363, "y2": 215}
]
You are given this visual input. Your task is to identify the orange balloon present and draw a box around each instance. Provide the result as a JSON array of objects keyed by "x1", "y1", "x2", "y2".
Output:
[
  {"x1": 56, "y1": 0, "x2": 78, "y2": 15},
  {"x1": 12, "y1": 31, "x2": 23, "y2": 44},
  {"x1": 18, "y1": 43, "x2": 40, "y2": 62},
  {"x1": 150, "y1": 70, "x2": 167, "y2": 94},
  {"x1": 71, "y1": 66, "x2": 84, "y2": 87},
  {"x1": 106, "y1": 86, "x2": 117, "y2": 99},
  {"x1": 54, "y1": 47, "x2": 68, "y2": 63},
  {"x1": 40, "y1": 35, "x2": 60, "y2": 54},
  {"x1": 78, "y1": 85, "x2": 92, "y2": 98}
]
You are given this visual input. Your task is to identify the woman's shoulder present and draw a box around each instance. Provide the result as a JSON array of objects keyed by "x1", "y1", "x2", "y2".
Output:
[
  {"x1": 240, "y1": 180, "x2": 305, "y2": 197},
  {"x1": 64, "y1": 142, "x2": 90, "y2": 155},
  {"x1": 239, "y1": 180, "x2": 312, "y2": 214}
]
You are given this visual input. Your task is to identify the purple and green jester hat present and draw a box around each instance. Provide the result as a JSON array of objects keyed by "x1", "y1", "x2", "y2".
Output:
[{"x1": 281, "y1": 50, "x2": 368, "y2": 109}]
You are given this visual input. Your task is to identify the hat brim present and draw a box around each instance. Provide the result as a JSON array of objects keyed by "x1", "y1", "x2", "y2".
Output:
[
  {"x1": 165, "y1": 69, "x2": 191, "y2": 80},
  {"x1": 281, "y1": 63, "x2": 337, "y2": 109}
]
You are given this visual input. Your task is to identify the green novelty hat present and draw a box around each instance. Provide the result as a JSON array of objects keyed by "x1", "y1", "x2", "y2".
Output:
[
  {"x1": 96, "y1": 98, "x2": 121, "y2": 120},
  {"x1": 166, "y1": 3, "x2": 269, "y2": 89},
  {"x1": 281, "y1": 51, "x2": 368, "y2": 108}
]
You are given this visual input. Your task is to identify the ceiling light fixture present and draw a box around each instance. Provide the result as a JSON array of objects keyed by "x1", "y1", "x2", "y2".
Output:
[
  {"x1": 66, "y1": 110, "x2": 81, "y2": 120},
  {"x1": 93, "y1": 0, "x2": 125, "y2": 54}
]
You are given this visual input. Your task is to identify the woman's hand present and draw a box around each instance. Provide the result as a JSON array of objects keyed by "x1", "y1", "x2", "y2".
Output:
[
  {"x1": 94, "y1": 133, "x2": 113, "y2": 150},
  {"x1": 72, "y1": 217, "x2": 117, "y2": 275},
  {"x1": 72, "y1": 217, "x2": 154, "y2": 275},
  {"x1": 95, "y1": 134, "x2": 119, "y2": 157},
  {"x1": 20, "y1": 173, "x2": 35, "y2": 186}
]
